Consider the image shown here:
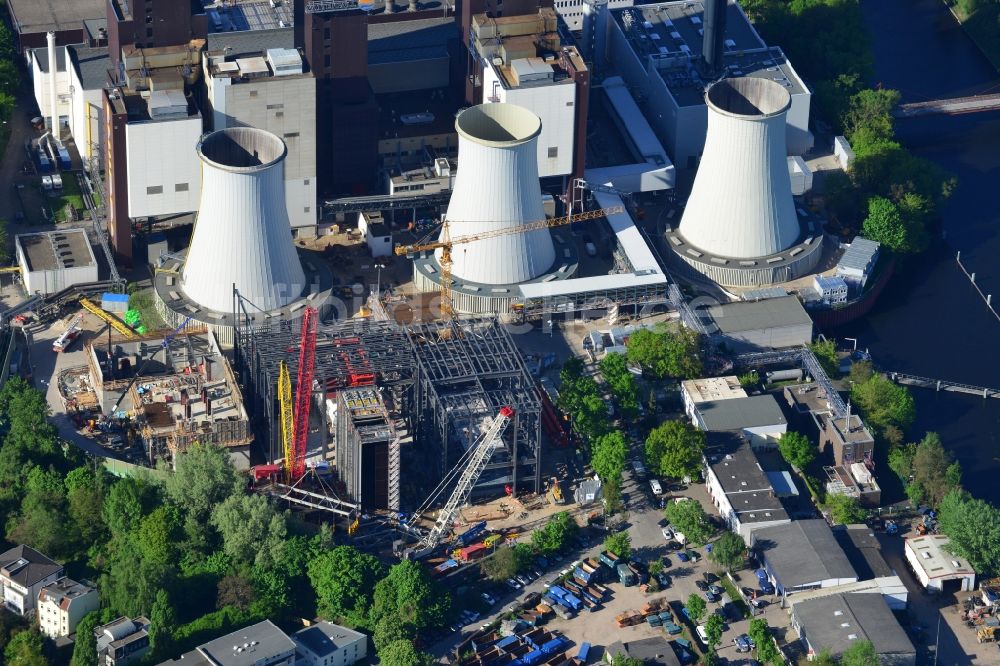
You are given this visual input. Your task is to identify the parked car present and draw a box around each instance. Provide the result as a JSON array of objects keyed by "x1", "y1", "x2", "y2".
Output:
[
  {"x1": 751, "y1": 598, "x2": 768, "y2": 609},
  {"x1": 661, "y1": 556, "x2": 672, "y2": 569},
  {"x1": 686, "y1": 550, "x2": 700, "y2": 562},
  {"x1": 677, "y1": 551, "x2": 690, "y2": 563},
  {"x1": 481, "y1": 592, "x2": 496, "y2": 605},
  {"x1": 702, "y1": 572, "x2": 718, "y2": 584},
  {"x1": 705, "y1": 591, "x2": 720, "y2": 603},
  {"x1": 733, "y1": 635, "x2": 751, "y2": 653},
  {"x1": 666, "y1": 540, "x2": 683, "y2": 551},
  {"x1": 506, "y1": 578, "x2": 521, "y2": 590},
  {"x1": 515, "y1": 575, "x2": 530, "y2": 586},
  {"x1": 661, "y1": 527, "x2": 674, "y2": 541},
  {"x1": 709, "y1": 585, "x2": 723, "y2": 596},
  {"x1": 695, "y1": 580, "x2": 709, "y2": 591},
  {"x1": 744, "y1": 634, "x2": 756, "y2": 649},
  {"x1": 656, "y1": 572, "x2": 672, "y2": 588},
  {"x1": 695, "y1": 625, "x2": 709, "y2": 645}
]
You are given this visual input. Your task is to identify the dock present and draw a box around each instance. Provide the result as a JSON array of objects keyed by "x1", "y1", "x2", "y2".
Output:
[{"x1": 887, "y1": 372, "x2": 1000, "y2": 399}]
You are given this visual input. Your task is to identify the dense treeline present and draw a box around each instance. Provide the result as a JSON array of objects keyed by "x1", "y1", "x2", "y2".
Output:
[
  {"x1": 743, "y1": 0, "x2": 955, "y2": 255},
  {"x1": 0, "y1": 378, "x2": 446, "y2": 665}
]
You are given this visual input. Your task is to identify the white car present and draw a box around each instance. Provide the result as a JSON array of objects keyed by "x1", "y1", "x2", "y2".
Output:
[
  {"x1": 649, "y1": 479, "x2": 663, "y2": 496},
  {"x1": 661, "y1": 527, "x2": 674, "y2": 541},
  {"x1": 696, "y1": 624, "x2": 709, "y2": 645},
  {"x1": 675, "y1": 531, "x2": 688, "y2": 546}
]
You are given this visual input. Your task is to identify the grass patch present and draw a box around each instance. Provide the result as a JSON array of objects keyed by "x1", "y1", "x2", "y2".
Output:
[
  {"x1": 719, "y1": 576, "x2": 751, "y2": 619},
  {"x1": 128, "y1": 287, "x2": 167, "y2": 332},
  {"x1": 52, "y1": 176, "x2": 87, "y2": 223}
]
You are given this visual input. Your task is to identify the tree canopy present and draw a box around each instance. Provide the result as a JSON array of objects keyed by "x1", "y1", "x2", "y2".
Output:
[
  {"x1": 532, "y1": 511, "x2": 579, "y2": 556},
  {"x1": 665, "y1": 499, "x2": 714, "y2": 547},
  {"x1": 557, "y1": 361, "x2": 610, "y2": 442},
  {"x1": 163, "y1": 442, "x2": 245, "y2": 526},
  {"x1": 372, "y1": 560, "x2": 452, "y2": 633},
  {"x1": 777, "y1": 431, "x2": 816, "y2": 471},
  {"x1": 4, "y1": 629, "x2": 47, "y2": 666},
  {"x1": 604, "y1": 531, "x2": 632, "y2": 559},
  {"x1": 840, "y1": 639, "x2": 880, "y2": 666},
  {"x1": 704, "y1": 614, "x2": 724, "y2": 652},
  {"x1": 70, "y1": 612, "x2": 99, "y2": 666},
  {"x1": 480, "y1": 545, "x2": 532, "y2": 582},
  {"x1": 747, "y1": 618, "x2": 781, "y2": 665},
  {"x1": 600, "y1": 353, "x2": 640, "y2": 419},
  {"x1": 378, "y1": 639, "x2": 434, "y2": 666},
  {"x1": 686, "y1": 593, "x2": 706, "y2": 624},
  {"x1": 211, "y1": 493, "x2": 288, "y2": 569},
  {"x1": 708, "y1": 531, "x2": 745, "y2": 571},
  {"x1": 645, "y1": 420, "x2": 705, "y2": 481},
  {"x1": 850, "y1": 374, "x2": 916, "y2": 434},
  {"x1": 591, "y1": 430, "x2": 628, "y2": 483},
  {"x1": 625, "y1": 327, "x2": 702, "y2": 380},
  {"x1": 808, "y1": 338, "x2": 839, "y2": 376},
  {"x1": 938, "y1": 490, "x2": 1000, "y2": 576},
  {"x1": 903, "y1": 432, "x2": 961, "y2": 506},
  {"x1": 307, "y1": 545, "x2": 384, "y2": 626},
  {"x1": 826, "y1": 493, "x2": 868, "y2": 525}
]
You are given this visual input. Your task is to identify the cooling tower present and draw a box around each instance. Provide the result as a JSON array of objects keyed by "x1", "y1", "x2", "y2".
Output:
[
  {"x1": 440, "y1": 104, "x2": 555, "y2": 285},
  {"x1": 182, "y1": 128, "x2": 306, "y2": 313},
  {"x1": 679, "y1": 77, "x2": 800, "y2": 259}
]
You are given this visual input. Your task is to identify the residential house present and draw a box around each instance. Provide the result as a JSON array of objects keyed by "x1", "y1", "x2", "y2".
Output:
[
  {"x1": 292, "y1": 621, "x2": 368, "y2": 666},
  {"x1": 0, "y1": 545, "x2": 63, "y2": 616},
  {"x1": 37, "y1": 577, "x2": 98, "y2": 638},
  {"x1": 96, "y1": 616, "x2": 150, "y2": 666}
]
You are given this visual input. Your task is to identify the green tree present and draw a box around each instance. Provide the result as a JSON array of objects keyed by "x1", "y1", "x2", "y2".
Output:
[
  {"x1": 777, "y1": 431, "x2": 816, "y2": 470},
  {"x1": 748, "y1": 618, "x2": 781, "y2": 665},
  {"x1": 826, "y1": 493, "x2": 868, "y2": 525},
  {"x1": 686, "y1": 593, "x2": 707, "y2": 624},
  {"x1": 888, "y1": 443, "x2": 916, "y2": 485},
  {"x1": 600, "y1": 353, "x2": 640, "y2": 418},
  {"x1": 626, "y1": 327, "x2": 702, "y2": 379},
  {"x1": 532, "y1": 511, "x2": 579, "y2": 556},
  {"x1": 841, "y1": 639, "x2": 880, "y2": 666},
  {"x1": 307, "y1": 546, "x2": 384, "y2": 626},
  {"x1": 664, "y1": 499, "x2": 714, "y2": 547},
  {"x1": 480, "y1": 546, "x2": 521, "y2": 582},
  {"x1": 372, "y1": 560, "x2": 452, "y2": 633},
  {"x1": 843, "y1": 88, "x2": 900, "y2": 143},
  {"x1": 908, "y1": 432, "x2": 961, "y2": 506},
  {"x1": 148, "y1": 588, "x2": 177, "y2": 660},
  {"x1": 610, "y1": 654, "x2": 645, "y2": 666},
  {"x1": 70, "y1": 611, "x2": 99, "y2": 666},
  {"x1": 812, "y1": 649, "x2": 837, "y2": 665},
  {"x1": 373, "y1": 615, "x2": 410, "y2": 652},
  {"x1": 216, "y1": 574, "x2": 256, "y2": 611},
  {"x1": 604, "y1": 531, "x2": 632, "y2": 559},
  {"x1": 938, "y1": 490, "x2": 1000, "y2": 575},
  {"x1": 163, "y1": 442, "x2": 244, "y2": 524},
  {"x1": 851, "y1": 374, "x2": 916, "y2": 433},
  {"x1": 378, "y1": 639, "x2": 434, "y2": 666},
  {"x1": 704, "y1": 614, "x2": 724, "y2": 652},
  {"x1": 808, "y1": 338, "x2": 839, "y2": 376},
  {"x1": 65, "y1": 467, "x2": 108, "y2": 550},
  {"x1": 591, "y1": 430, "x2": 628, "y2": 483},
  {"x1": 708, "y1": 531, "x2": 745, "y2": 571},
  {"x1": 645, "y1": 420, "x2": 705, "y2": 480},
  {"x1": 737, "y1": 371, "x2": 759, "y2": 389},
  {"x1": 4, "y1": 629, "x2": 46, "y2": 666},
  {"x1": 211, "y1": 493, "x2": 288, "y2": 569},
  {"x1": 849, "y1": 360, "x2": 874, "y2": 385},
  {"x1": 102, "y1": 477, "x2": 149, "y2": 538},
  {"x1": 862, "y1": 196, "x2": 917, "y2": 253},
  {"x1": 7, "y1": 467, "x2": 70, "y2": 557}
]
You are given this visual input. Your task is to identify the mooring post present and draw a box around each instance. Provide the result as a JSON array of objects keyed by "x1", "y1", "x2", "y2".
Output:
[
  {"x1": 957, "y1": 250, "x2": 961, "y2": 262},
  {"x1": 936, "y1": 380, "x2": 941, "y2": 391}
]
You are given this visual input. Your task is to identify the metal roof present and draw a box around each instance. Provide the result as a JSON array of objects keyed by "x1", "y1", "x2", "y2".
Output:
[
  {"x1": 792, "y1": 593, "x2": 915, "y2": 658},
  {"x1": 206, "y1": 28, "x2": 295, "y2": 55},
  {"x1": 709, "y1": 296, "x2": 812, "y2": 334},
  {"x1": 905, "y1": 535, "x2": 975, "y2": 579},
  {"x1": 706, "y1": 435, "x2": 790, "y2": 524},
  {"x1": 695, "y1": 394, "x2": 787, "y2": 432},
  {"x1": 602, "y1": 76, "x2": 670, "y2": 164},
  {"x1": 742, "y1": 287, "x2": 788, "y2": 301},
  {"x1": 755, "y1": 520, "x2": 858, "y2": 588},
  {"x1": 838, "y1": 237, "x2": 880, "y2": 272},
  {"x1": 292, "y1": 622, "x2": 366, "y2": 657},
  {"x1": 7, "y1": 0, "x2": 103, "y2": 35},
  {"x1": 163, "y1": 620, "x2": 295, "y2": 666}
]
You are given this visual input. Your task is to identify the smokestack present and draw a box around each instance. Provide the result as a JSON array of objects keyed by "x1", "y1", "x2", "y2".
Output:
[
  {"x1": 384, "y1": 0, "x2": 394, "y2": 13},
  {"x1": 701, "y1": 0, "x2": 727, "y2": 79},
  {"x1": 46, "y1": 32, "x2": 59, "y2": 137}
]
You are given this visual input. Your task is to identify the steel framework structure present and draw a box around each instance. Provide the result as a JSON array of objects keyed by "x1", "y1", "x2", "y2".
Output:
[
  {"x1": 407, "y1": 318, "x2": 542, "y2": 495},
  {"x1": 735, "y1": 346, "x2": 847, "y2": 418}
]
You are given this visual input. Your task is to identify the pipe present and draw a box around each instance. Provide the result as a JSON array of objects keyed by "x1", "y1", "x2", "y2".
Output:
[
  {"x1": 46, "y1": 32, "x2": 59, "y2": 137},
  {"x1": 701, "y1": 0, "x2": 727, "y2": 79}
]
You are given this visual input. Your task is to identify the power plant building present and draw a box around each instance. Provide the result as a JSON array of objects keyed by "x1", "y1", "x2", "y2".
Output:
[
  {"x1": 202, "y1": 44, "x2": 318, "y2": 235},
  {"x1": 603, "y1": 0, "x2": 812, "y2": 168},
  {"x1": 335, "y1": 388, "x2": 399, "y2": 512}
]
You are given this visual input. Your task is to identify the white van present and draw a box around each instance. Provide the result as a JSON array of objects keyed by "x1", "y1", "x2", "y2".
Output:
[
  {"x1": 696, "y1": 624, "x2": 709, "y2": 645},
  {"x1": 649, "y1": 479, "x2": 663, "y2": 496},
  {"x1": 675, "y1": 531, "x2": 688, "y2": 545}
]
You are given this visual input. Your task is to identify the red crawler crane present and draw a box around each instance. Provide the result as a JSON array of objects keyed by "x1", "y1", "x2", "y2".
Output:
[{"x1": 291, "y1": 307, "x2": 318, "y2": 479}]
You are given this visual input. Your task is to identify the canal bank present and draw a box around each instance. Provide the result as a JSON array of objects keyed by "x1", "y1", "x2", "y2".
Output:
[{"x1": 830, "y1": 0, "x2": 1000, "y2": 504}]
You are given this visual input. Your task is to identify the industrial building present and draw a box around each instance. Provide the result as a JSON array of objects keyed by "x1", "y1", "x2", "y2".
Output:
[
  {"x1": 202, "y1": 45, "x2": 318, "y2": 235},
  {"x1": 837, "y1": 237, "x2": 881, "y2": 292},
  {"x1": 160, "y1": 619, "x2": 295, "y2": 666},
  {"x1": 790, "y1": 593, "x2": 916, "y2": 665},
  {"x1": 691, "y1": 394, "x2": 787, "y2": 448},
  {"x1": 707, "y1": 295, "x2": 813, "y2": 351},
  {"x1": 903, "y1": 535, "x2": 976, "y2": 593},
  {"x1": 833, "y1": 525, "x2": 908, "y2": 610},
  {"x1": 335, "y1": 388, "x2": 400, "y2": 511},
  {"x1": 151, "y1": 127, "x2": 332, "y2": 344},
  {"x1": 602, "y1": 0, "x2": 812, "y2": 168},
  {"x1": 668, "y1": 77, "x2": 823, "y2": 286},
  {"x1": 752, "y1": 520, "x2": 859, "y2": 598},
  {"x1": 5, "y1": 0, "x2": 104, "y2": 52},
  {"x1": 15, "y1": 229, "x2": 100, "y2": 296},
  {"x1": 703, "y1": 432, "x2": 790, "y2": 543},
  {"x1": 84, "y1": 329, "x2": 253, "y2": 468}
]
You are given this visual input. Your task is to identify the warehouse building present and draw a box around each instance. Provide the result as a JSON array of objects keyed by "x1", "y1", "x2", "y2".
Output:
[
  {"x1": 15, "y1": 229, "x2": 99, "y2": 296},
  {"x1": 752, "y1": 520, "x2": 858, "y2": 599},
  {"x1": 6, "y1": 0, "x2": 104, "y2": 52},
  {"x1": 904, "y1": 535, "x2": 976, "y2": 594},
  {"x1": 680, "y1": 376, "x2": 746, "y2": 422},
  {"x1": 707, "y1": 296, "x2": 813, "y2": 351},
  {"x1": 791, "y1": 593, "x2": 916, "y2": 665},
  {"x1": 691, "y1": 394, "x2": 787, "y2": 448}
]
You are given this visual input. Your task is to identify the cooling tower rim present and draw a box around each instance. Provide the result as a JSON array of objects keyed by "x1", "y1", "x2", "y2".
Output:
[
  {"x1": 197, "y1": 127, "x2": 287, "y2": 174},
  {"x1": 455, "y1": 103, "x2": 542, "y2": 148},
  {"x1": 705, "y1": 77, "x2": 791, "y2": 121}
]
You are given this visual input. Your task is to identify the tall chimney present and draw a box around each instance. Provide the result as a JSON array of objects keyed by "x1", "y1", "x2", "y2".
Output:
[
  {"x1": 46, "y1": 32, "x2": 59, "y2": 138},
  {"x1": 701, "y1": 0, "x2": 727, "y2": 79}
]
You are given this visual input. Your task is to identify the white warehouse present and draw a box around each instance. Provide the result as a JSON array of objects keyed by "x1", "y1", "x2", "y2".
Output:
[{"x1": 16, "y1": 229, "x2": 99, "y2": 296}]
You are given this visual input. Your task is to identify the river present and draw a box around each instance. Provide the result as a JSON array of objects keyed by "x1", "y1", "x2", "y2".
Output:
[{"x1": 830, "y1": 0, "x2": 1000, "y2": 503}]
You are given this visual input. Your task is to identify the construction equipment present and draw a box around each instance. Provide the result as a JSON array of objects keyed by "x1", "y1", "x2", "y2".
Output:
[
  {"x1": 290, "y1": 307, "x2": 318, "y2": 480},
  {"x1": 53, "y1": 314, "x2": 84, "y2": 352},
  {"x1": 80, "y1": 297, "x2": 137, "y2": 338},
  {"x1": 278, "y1": 361, "x2": 294, "y2": 482},
  {"x1": 394, "y1": 206, "x2": 624, "y2": 318},
  {"x1": 402, "y1": 406, "x2": 515, "y2": 558},
  {"x1": 547, "y1": 476, "x2": 566, "y2": 505},
  {"x1": 978, "y1": 625, "x2": 1000, "y2": 643},
  {"x1": 0, "y1": 266, "x2": 22, "y2": 275}
]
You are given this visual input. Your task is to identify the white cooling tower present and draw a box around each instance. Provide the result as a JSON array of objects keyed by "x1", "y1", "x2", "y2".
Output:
[
  {"x1": 679, "y1": 77, "x2": 800, "y2": 258},
  {"x1": 440, "y1": 104, "x2": 555, "y2": 285},
  {"x1": 182, "y1": 128, "x2": 306, "y2": 312}
]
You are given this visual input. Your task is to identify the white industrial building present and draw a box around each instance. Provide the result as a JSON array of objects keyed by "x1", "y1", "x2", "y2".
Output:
[
  {"x1": 692, "y1": 394, "x2": 787, "y2": 447},
  {"x1": 603, "y1": 0, "x2": 813, "y2": 169},
  {"x1": 680, "y1": 376, "x2": 746, "y2": 422},
  {"x1": 203, "y1": 46, "x2": 318, "y2": 235},
  {"x1": 837, "y1": 237, "x2": 881, "y2": 291},
  {"x1": 904, "y1": 535, "x2": 976, "y2": 593},
  {"x1": 813, "y1": 275, "x2": 849, "y2": 305},
  {"x1": 124, "y1": 90, "x2": 203, "y2": 219},
  {"x1": 16, "y1": 229, "x2": 99, "y2": 296},
  {"x1": 357, "y1": 212, "x2": 393, "y2": 258},
  {"x1": 752, "y1": 520, "x2": 859, "y2": 599}
]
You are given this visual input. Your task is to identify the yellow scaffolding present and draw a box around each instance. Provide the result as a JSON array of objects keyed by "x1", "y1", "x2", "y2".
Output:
[
  {"x1": 79, "y1": 297, "x2": 137, "y2": 338},
  {"x1": 0, "y1": 266, "x2": 22, "y2": 274},
  {"x1": 278, "y1": 361, "x2": 294, "y2": 482}
]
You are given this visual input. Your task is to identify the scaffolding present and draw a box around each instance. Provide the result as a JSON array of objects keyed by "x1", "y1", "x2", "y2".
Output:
[{"x1": 407, "y1": 318, "x2": 542, "y2": 496}]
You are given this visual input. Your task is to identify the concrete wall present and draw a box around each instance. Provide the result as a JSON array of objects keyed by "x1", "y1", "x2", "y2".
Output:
[
  {"x1": 206, "y1": 73, "x2": 318, "y2": 232},
  {"x1": 482, "y1": 64, "x2": 576, "y2": 178},
  {"x1": 124, "y1": 117, "x2": 202, "y2": 218},
  {"x1": 369, "y1": 57, "x2": 449, "y2": 94},
  {"x1": 67, "y1": 67, "x2": 104, "y2": 168}
]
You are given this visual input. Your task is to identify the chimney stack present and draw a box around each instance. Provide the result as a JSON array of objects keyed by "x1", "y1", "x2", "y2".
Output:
[{"x1": 701, "y1": 0, "x2": 727, "y2": 79}]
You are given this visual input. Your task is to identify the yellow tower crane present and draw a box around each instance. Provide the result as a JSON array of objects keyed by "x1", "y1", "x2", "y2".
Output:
[
  {"x1": 394, "y1": 206, "x2": 624, "y2": 318},
  {"x1": 278, "y1": 361, "x2": 295, "y2": 483}
]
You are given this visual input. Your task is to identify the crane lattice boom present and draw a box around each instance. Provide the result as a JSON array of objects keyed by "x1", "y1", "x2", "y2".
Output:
[
  {"x1": 415, "y1": 406, "x2": 515, "y2": 555},
  {"x1": 278, "y1": 361, "x2": 294, "y2": 482},
  {"x1": 291, "y1": 308, "x2": 318, "y2": 479}
]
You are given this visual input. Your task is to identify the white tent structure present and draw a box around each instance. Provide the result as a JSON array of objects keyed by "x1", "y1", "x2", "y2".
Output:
[
  {"x1": 181, "y1": 128, "x2": 306, "y2": 313},
  {"x1": 679, "y1": 77, "x2": 800, "y2": 259},
  {"x1": 439, "y1": 103, "x2": 555, "y2": 285}
]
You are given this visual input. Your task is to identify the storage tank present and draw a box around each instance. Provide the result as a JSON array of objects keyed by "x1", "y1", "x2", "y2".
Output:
[
  {"x1": 181, "y1": 128, "x2": 306, "y2": 312},
  {"x1": 440, "y1": 104, "x2": 555, "y2": 285},
  {"x1": 678, "y1": 77, "x2": 799, "y2": 259}
]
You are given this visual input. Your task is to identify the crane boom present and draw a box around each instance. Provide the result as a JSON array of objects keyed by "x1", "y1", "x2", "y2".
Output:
[
  {"x1": 278, "y1": 361, "x2": 294, "y2": 482},
  {"x1": 412, "y1": 406, "x2": 515, "y2": 557},
  {"x1": 291, "y1": 307, "x2": 318, "y2": 479}
]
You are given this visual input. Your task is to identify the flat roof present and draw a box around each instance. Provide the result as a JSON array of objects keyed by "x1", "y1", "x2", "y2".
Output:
[
  {"x1": 206, "y1": 27, "x2": 294, "y2": 54},
  {"x1": 905, "y1": 535, "x2": 975, "y2": 579},
  {"x1": 827, "y1": 414, "x2": 874, "y2": 444},
  {"x1": 7, "y1": 0, "x2": 103, "y2": 35},
  {"x1": 755, "y1": 519, "x2": 857, "y2": 588},
  {"x1": 206, "y1": 0, "x2": 293, "y2": 33},
  {"x1": 292, "y1": 622, "x2": 366, "y2": 657},
  {"x1": 838, "y1": 237, "x2": 880, "y2": 272},
  {"x1": 17, "y1": 229, "x2": 97, "y2": 273},
  {"x1": 602, "y1": 76, "x2": 670, "y2": 165},
  {"x1": 792, "y1": 593, "x2": 915, "y2": 658},
  {"x1": 834, "y1": 525, "x2": 895, "y2": 580},
  {"x1": 71, "y1": 46, "x2": 112, "y2": 91},
  {"x1": 607, "y1": 637, "x2": 682, "y2": 666},
  {"x1": 162, "y1": 620, "x2": 295, "y2": 666},
  {"x1": 368, "y1": 16, "x2": 455, "y2": 65},
  {"x1": 682, "y1": 376, "x2": 746, "y2": 404},
  {"x1": 706, "y1": 435, "x2": 790, "y2": 524},
  {"x1": 709, "y1": 296, "x2": 812, "y2": 334},
  {"x1": 784, "y1": 383, "x2": 833, "y2": 414},
  {"x1": 695, "y1": 394, "x2": 787, "y2": 432}
]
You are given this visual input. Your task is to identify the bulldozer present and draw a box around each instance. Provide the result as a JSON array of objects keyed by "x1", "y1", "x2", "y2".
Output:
[{"x1": 977, "y1": 626, "x2": 1000, "y2": 643}]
